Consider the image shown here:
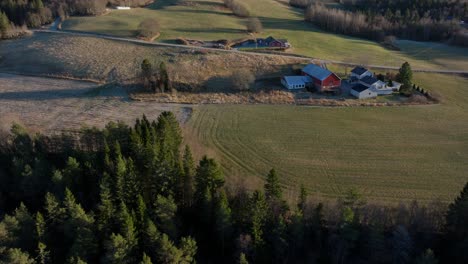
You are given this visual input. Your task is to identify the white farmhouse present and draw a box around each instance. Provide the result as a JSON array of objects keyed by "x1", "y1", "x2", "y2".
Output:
[
  {"x1": 350, "y1": 84, "x2": 378, "y2": 99},
  {"x1": 281, "y1": 76, "x2": 311, "y2": 90},
  {"x1": 350, "y1": 66, "x2": 373, "y2": 82}
]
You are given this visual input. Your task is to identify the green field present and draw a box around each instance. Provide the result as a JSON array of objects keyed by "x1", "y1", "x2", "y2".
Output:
[
  {"x1": 187, "y1": 72, "x2": 468, "y2": 203},
  {"x1": 62, "y1": 0, "x2": 468, "y2": 71}
]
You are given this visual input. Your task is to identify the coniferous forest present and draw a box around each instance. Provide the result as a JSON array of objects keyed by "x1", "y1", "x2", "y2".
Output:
[{"x1": 0, "y1": 112, "x2": 468, "y2": 263}]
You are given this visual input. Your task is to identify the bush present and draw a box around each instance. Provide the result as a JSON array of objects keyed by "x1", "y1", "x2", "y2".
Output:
[
  {"x1": 138, "y1": 18, "x2": 160, "y2": 38},
  {"x1": 230, "y1": 0, "x2": 250, "y2": 17},
  {"x1": 289, "y1": 0, "x2": 312, "y2": 8},
  {"x1": 246, "y1": 17, "x2": 262, "y2": 33},
  {"x1": 231, "y1": 69, "x2": 255, "y2": 91}
]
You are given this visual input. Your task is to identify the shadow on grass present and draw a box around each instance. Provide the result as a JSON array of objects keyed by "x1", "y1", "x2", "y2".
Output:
[{"x1": 173, "y1": 27, "x2": 245, "y2": 34}]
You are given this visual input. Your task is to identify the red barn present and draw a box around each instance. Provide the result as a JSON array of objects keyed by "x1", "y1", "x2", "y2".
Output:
[{"x1": 302, "y1": 64, "x2": 341, "y2": 93}]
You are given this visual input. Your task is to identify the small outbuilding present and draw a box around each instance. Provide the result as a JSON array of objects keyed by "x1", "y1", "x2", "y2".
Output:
[
  {"x1": 350, "y1": 84, "x2": 378, "y2": 99},
  {"x1": 281, "y1": 76, "x2": 311, "y2": 90},
  {"x1": 350, "y1": 66, "x2": 373, "y2": 80},
  {"x1": 116, "y1": 6, "x2": 131, "y2": 10}
]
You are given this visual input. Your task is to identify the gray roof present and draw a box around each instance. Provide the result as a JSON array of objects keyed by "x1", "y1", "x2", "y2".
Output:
[
  {"x1": 302, "y1": 64, "x2": 334, "y2": 81},
  {"x1": 351, "y1": 66, "x2": 369, "y2": 75},
  {"x1": 360, "y1": 75, "x2": 379, "y2": 85},
  {"x1": 351, "y1": 84, "x2": 371, "y2": 93},
  {"x1": 283, "y1": 76, "x2": 311, "y2": 86}
]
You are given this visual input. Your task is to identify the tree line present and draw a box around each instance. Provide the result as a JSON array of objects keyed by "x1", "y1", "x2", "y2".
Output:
[
  {"x1": 304, "y1": 1, "x2": 468, "y2": 47},
  {"x1": 0, "y1": 113, "x2": 468, "y2": 263}
]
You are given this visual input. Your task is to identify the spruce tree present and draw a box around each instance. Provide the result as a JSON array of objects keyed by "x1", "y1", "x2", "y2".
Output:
[
  {"x1": 264, "y1": 169, "x2": 282, "y2": 201},
  {"x1": 182, "y1": 145, "x2": 195, "y2": 208},
  {"x1": 214, "y1": 190, "x2": 232, "y2": 256},
  {"x1": 297, "y1": 184, "x2": 308, "y2": 213},
  {"x1": 140, "y1": 253, "x2": 153, "y2": 264},
  {"x1": 250, "y1": 191, "x2": 268, "y2": 249},
  {"x1": 0, "y1": 11, "x2": 9, "y2": 39},
  {"x1": 195, "y1": 156, "x2": 224, "y2": 202}
]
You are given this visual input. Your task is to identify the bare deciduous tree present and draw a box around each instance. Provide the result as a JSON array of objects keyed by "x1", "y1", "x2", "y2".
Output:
[{"x1": 246, "y1": 17, "x2": 263, "y2": 33}]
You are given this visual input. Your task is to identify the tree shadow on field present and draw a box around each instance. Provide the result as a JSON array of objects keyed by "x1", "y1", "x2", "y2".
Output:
[
  {"x1": 174, "y1": 27, "x2": 245, "y2": 34},
  {"x1": 0, "y1": 84, "x2": 129, "y2": 101}
]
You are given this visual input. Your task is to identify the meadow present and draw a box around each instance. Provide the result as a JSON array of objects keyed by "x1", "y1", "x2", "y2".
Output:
[
  {"x1": 187, "y1": 72, "x2": 468, "y2": 203},
  {"x1": 61, "y1": 0, "x2": 468, "y2": 71}
]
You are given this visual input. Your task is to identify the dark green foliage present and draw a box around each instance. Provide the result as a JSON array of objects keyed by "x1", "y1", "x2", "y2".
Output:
[
  {"x1": 0, "y1": 113, "x2": 466, "y2": 263},
  {"x1": 398, "y1": 62, "x2": 413, "y2": 96},
  {"x1": 264, "y1": 168, "x2": 282, "y2": 201}
]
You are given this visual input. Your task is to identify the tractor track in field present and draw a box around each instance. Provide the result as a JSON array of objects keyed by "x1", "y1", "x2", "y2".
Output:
[{"x1": 32, "y1": 30, "x2": 468, "y2": 75}]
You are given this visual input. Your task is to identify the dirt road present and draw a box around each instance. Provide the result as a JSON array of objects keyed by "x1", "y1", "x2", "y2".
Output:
[
  {"x1": 0, "y1": 73, "x2": 189, "y2": 133},
  {"x1": 33, "y1": 30, "x2": 468, "y2": 75}
]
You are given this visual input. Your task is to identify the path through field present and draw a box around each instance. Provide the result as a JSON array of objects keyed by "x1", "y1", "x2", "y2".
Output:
[{"x1": 0, "y1": 73, "x2": 188, "y2": 133}]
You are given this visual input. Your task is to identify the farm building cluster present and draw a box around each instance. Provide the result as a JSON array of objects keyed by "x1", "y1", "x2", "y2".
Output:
[
  {"x1": 233, "y1": 36, "x2": 290, "y2": 50},
  {"x1": 281, "y1": 65, "x2": 401, "y2": 99}
]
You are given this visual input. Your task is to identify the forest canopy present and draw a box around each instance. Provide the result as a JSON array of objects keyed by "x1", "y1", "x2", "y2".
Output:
[{"x1": 1, "y1": 113, "x2": 468, "y2": 263}]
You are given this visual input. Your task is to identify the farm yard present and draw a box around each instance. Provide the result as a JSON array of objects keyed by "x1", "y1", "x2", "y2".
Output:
[
  {"x1": 188, "y1": 72, "x2": 468, "y2": 203},
  {"x1": 60, "y1": 0, "x2": 468, "y2": 71}
]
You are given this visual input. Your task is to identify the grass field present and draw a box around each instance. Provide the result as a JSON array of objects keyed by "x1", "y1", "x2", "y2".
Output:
[
  {"x1": 62, "y1": 0, "x2": 468, "y2": 71},
  {"x1": 187, "y1": 72, "x2": 468, "y2": 203}
]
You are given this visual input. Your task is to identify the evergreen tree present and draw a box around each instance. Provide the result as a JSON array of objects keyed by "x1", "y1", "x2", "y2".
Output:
[
  {"x1": 297, "y1": 184, "x2": 308, "y2": 213},
  {"x1": 140, "y1": 253, "x2": 153, "y2": 264},
  {"x1": 264, "y1": 169, "x2": 282, "y2": 201},
  {"x1": 0, "y1": 11, "x2": 10, "y2": 39},
  {"x1": 116, "y1": 202, "x2": 136, "y2": 247},
  {"x1": 249, "y1": 191, "x2": 268, "y2": 249},
  {"x1": 195, "y1": 156, "x2": 224, "y2": 202},
  {"x1": 153, "y1": 195, "x2": 177, "y2": 239},
  {"x1": 0, "y1": 248, "x2": 35, "y2": 264},
  {"x1": 62, "y1": 189, "x2": 97, "y2": 262},
  {"x1": 239, "y1": 253, "x2": 249, "y2": 264},
  {"x1": 159, "y1": 62, "x2": 171, "y2": 92},
  {"x1": 124, "y1": 158, "x2": 140, "y2": 207},
  {"x1": 445, "y1": 182, "x2": 468, "y2": 263},
  {"x1": 112, "y1": 142, "x2": 127, "y2": 203},
  {"x1": 96, "y1": 175, "x2": 114, "y2": 236},
  {"x1": 397, "y1": 62, "x2": 413, "y2": 95},
  {"x1": 181, "y1": 145, "x2": 195, "y2": 208},
  {"x1": 103, "y1": 233, "x2": 132, "y2": 264},
  {"x1": 214, "y1": 190, "x2": 233, "y2": 256}
]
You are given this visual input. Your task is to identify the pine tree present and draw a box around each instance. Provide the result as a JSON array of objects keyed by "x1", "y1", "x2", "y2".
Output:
[
  {"x1": 0, "y1": 248, "x2": 35, "y2": 264},
  {"x1": 116, "y1": 202, "x2": 137, "y2": 247},
  {"x1": 62, "y1": 189, "x2": 97, "y2": 262},
  {"x1": 0, "y1": 11, "x2": 10, "y2": 39},
  {"x1": 297, "y1": 184, "x2": 308, "y2": 213},
  {"x1": 446, "y1": 182, "x2": 468, "y2": 236},
  {"x1": 159, "y1": 62, "x2": 171, "y2": 92},
  {"x1": 397, "y1": 62, "x2": 413, "y2": 95},
  {"x1": 124, "y1": 158, "x2": 140, "y2": 206},
  {"x1": 214, "y1": 190, "x2": 232, "y2": 256},
  {"x1": 103, "y1": 233, "x2": 132, "y2": 264},
  {"x1": 264, "y1": 169, "x2": 282, "y2": 201},
  {"x1": 239, "y1": 253, "x2": 249, "y2": 264},
  {"x1": 140, "y1": 253, "x2": 153, "y2": 264},
  {"x1": 250, "y1": 191, "x2": 268, "y2": 249},
  {"x1": 182, "y1": 145, "x2": 195, "y2": 208},
  {"x1": 153, "y1": 195, "x2": 178, "y2": 238},
  {"x1": 195, "y1": 156, "x2": 224, "y2": 202},
  {"x1": 112, "y1": 142, "x2": 127, "y2": 203},
  {"x1": 96, "y1": 175, "x2": 114, "y2": 236}
]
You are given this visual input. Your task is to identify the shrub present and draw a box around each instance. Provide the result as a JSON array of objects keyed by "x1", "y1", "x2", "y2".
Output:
[
  {"x1": 230, "y1": 1, "x2": 250, "y2": 17},
  {"x1": 138, "y1": 18, "x2": 160, "y2": 38},
  {"x1": 289, "y1": 0, "x2": 312, "y2": 8},
  {"x1": 231, "y1": 69, "x2": 255, "y2": 91},
  {"x1": 246, "y1": 17, "x2": 263, "y2": 33}
]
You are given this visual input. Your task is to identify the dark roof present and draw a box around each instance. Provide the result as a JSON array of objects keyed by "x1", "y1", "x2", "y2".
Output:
[
  {"x1": 351, "y1": 66, "x2": 369, "y2": 75},
  {"x1": 351, "y1": 84, "x2": 371, "y2": 93},
  {"x1": 302, "y1": 64, "x2": 333, "y2": 81},
  {"x1": 360, "y1": 75, "x2": 379, "y2": 85}
]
